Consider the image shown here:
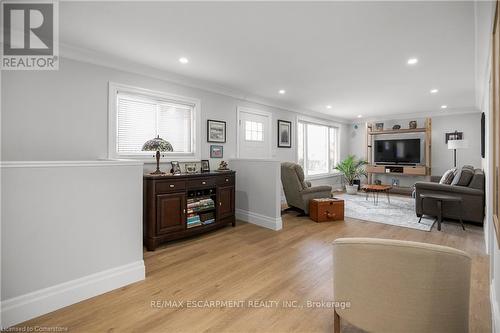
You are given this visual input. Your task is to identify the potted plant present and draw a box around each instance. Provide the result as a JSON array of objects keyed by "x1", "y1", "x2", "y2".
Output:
[{"x1": 335, "y1": 155, "x2": 368, "y2": 195}]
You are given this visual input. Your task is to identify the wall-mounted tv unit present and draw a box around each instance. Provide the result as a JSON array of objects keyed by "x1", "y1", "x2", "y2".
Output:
[{"x1": 374, "y1": 139, "x2": 421, "y2": 165}]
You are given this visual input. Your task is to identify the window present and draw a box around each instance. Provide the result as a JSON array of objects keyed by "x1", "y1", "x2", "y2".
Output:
[
  {"x1": 245, "y1": 120, "x2": 263, "y2": 141},
  {"x1": 109, "y1": 83, "x2": 200, "y2": 160},
  {"x1": 297, "y1": 120, "x2": 339, "y2": 177}
]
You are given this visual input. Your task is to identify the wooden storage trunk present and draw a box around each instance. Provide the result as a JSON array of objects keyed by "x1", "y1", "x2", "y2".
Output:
[{"x1": 309, "y1": 198, "x2": 344, "y2": 222}]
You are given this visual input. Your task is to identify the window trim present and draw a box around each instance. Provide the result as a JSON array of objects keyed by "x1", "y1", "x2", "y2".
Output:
[
  {"x1": 108, "y1": 82, "x2": 201, "y2": 162},
  {"x1": 297, "y1": 116, "x2": 341, "y2": 179}
]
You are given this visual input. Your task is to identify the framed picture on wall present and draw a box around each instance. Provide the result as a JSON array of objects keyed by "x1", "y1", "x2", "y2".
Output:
[
  {"x1": 210, "y1": 145, "x2": 223, "y2": 158},
  {"x1": 207, "y1": 120, "x2": 226, "y2": 143},
  {"x1": 445, "y1": 131, "x2": 463, "y2": 144},
  {"x1": 277, "y1": 120, "x2": 292, "y2": 148}
]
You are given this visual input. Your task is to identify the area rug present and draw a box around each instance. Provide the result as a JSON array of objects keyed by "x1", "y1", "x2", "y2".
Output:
[{"x1": 336, "y1": 192, "x2": 435, "y2": 231}]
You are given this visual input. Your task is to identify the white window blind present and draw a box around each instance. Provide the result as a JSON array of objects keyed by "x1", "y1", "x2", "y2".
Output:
[{"x1": 116, "y1": 93, "x2": 194, "y2": 155}]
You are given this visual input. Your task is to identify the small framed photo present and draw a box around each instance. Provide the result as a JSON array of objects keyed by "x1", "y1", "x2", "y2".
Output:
[
  {"x1": 201, "y1": 160, "x2": 210, "y2": 173},
  {"x1": 170, "y1": 161, "x2": 181, "y2": 174},
  {"x1": 207, "y1": 120, "x2": 226, "y2": 143},
  {"x1": 277, "y1": 120, "x2": 292, "y2": 148},
  {"x1": 185, "y1": 163, "x2": 197, "y2": 174},
  {"x1": 210, "y1": 145, "x2": 223, "y2": 158},
  {"x1": 375, "y1": 122, "x2": 384, "y2": 131}
]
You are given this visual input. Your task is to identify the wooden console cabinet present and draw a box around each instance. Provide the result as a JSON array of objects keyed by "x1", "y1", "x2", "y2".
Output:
[{"x1": 143, "y1": 171, "x2": 235, "y2": 251}]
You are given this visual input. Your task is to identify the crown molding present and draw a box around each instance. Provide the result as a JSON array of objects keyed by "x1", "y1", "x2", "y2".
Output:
[
  {"x1": 357, "y1": 107, "x2": 480, "y2": 124},
  {"x1": 59, "y1": 42, "x2": 350, "y2": 124}
]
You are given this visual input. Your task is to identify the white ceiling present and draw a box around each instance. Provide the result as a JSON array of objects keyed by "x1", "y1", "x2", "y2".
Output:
[{"x1": 59, "y1": 1, "x2": 477, "y2": 120}]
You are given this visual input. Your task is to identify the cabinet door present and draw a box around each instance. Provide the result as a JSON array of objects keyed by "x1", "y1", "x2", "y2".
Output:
[
  {"x1": 217, "y1": 186, "x2": 235, "y2": 219},
  {"x1": 156, "y1": 192, "x2": 186, "y2": 234}
]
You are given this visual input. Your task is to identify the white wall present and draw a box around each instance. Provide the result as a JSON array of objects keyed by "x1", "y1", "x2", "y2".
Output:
[
  {"x1": 349, "y1": 113, "x2": 482, "y2": 178},
  {"x1": 431, "y1": 113, "x2": 482, "y2": 175},
  {"x1": 2, "y1": 57, "x2": 347, "y2": 176},
  {"x1": 230, "y1": 159, "x2": 282, "y2": 230},
  {"x1": 1, "y1": 161, "x2": 145, "y2": 327},
  {"x1": 474, "y1": 1, "x2": 498, "y2": 330}
]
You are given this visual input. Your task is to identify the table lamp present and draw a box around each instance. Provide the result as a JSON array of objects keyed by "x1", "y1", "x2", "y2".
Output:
[
  {"x1": 447, "y1": 139, "x2": 468, "y2": 168},
  {"x1": 142, "y1": 135, "x2": 173, "y2": 174}
]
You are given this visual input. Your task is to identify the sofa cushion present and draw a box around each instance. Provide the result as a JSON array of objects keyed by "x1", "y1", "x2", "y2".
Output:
[
  {"x1": 451, "y1": 167, "x2": 474, "y2": 186},
  {"x1": 439, "y1": 168, "x2": 457, "y2": 185},
  {"x1": 469, "y1": 169, "x2": 485, "y2": 190}
]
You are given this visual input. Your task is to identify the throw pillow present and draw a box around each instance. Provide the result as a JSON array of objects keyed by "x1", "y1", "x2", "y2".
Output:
[
  {"x1": 439, "y1": 168, "x2": 457, "y2": 185},
  {"x1": 451, "y1": 167, "x2": 474, "y2": 186}
]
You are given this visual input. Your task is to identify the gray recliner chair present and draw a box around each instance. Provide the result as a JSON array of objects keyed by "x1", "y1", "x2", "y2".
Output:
[{"x1": 281, "y1": 162, "x2": 332, "y2": 215}]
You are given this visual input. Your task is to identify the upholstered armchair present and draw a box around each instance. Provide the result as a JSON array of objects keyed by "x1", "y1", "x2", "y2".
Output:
[
  {"x1": 332, "y1": 238, "x2": 471, "y2": 333},
  {"x1": 280, "y1": 162, "x2": 332, "y2": 215}
]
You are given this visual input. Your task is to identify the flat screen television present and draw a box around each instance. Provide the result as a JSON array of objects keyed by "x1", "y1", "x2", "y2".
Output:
[{"x1": 374, "y1": 139, "x2": 421, "y2": 165}]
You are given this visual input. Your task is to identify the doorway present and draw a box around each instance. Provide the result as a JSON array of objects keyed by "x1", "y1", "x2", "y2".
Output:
[{"x1": 237, "y1": 107, "x2": 272, "y2": 159}]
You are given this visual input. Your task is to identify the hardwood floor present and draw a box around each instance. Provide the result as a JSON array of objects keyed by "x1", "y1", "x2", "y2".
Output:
[{"x1": 16, "y1": 214, "x2": 490, "y2": 332}]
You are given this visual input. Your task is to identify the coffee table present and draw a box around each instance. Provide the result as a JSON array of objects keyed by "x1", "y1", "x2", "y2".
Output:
[
  {"x1": 418, "y1": 193, "x2": 465, "y2": 231},
  {"x1": 361, "y1": 184, "x2": 392, "y2": 205}
]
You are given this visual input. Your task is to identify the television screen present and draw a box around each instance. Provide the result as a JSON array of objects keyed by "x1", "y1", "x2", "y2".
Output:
[{"x1": 374, "y1": 139, "x2": 421, "y2": 164}]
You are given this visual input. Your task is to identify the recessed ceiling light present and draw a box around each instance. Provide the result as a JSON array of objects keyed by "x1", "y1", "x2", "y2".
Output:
[
  {"x1": 279, "y1": 89, "x2": 286, "y2": 95},
  {"x1": 179, "y1": 57, "x2": 189, "y2": 64},
  {"x1": 326, "y1": 105, "x2": 332, "y2": 109},
  {"x1": 407, "y1": 58, "x2": 418, "y2": 65},
  {"x1": 357, "y1": 115, "x2": 363, "y2": 118},
  {"x1": 441, "y1": 105, "x2": 448, "y2": 109},
  {"x1": 430, "y1": 89, "x2": 439, "y2": 94}
]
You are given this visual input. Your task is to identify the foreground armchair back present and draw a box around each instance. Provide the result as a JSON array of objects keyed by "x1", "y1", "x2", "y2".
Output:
[
  {"x1": 332, "y1": 238, "x2": 471, "y2": 333},
  {"x1": 280, "y1": 162, "x2": 332, "y2": 214}
]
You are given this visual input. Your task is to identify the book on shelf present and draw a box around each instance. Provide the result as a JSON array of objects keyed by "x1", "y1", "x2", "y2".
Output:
[{"x1": 187, "y1": 198, "x2": 215, "y2": 213}]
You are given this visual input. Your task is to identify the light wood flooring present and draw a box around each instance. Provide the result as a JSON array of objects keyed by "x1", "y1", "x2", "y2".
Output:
[{"x1": 16, "y1": 214, "x2": 490, "y2": 332}]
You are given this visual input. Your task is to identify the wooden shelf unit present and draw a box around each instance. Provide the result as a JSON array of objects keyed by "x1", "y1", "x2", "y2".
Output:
[
  {"x1": 365, "y1": 118, "x2": 432, "y2": 185},
  {"x1": 368, "y1": 128, "x2": 427, "y2": 135},
  {"x1": 143, "y1": 171, "x2": 235, "y2": 251}
]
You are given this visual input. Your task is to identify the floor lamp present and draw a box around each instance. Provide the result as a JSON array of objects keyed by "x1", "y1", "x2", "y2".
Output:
[{"x1": 447, "y1": 139, "x2": 468, "y2": 168}]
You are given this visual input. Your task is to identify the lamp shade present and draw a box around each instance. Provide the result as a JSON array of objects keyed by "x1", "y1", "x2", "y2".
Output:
[
  {"x1": 447, "y1": 139, "x2": 468, "y2": 150},
  {"x1": 142, "y1": 135, "x2": 173, "y2": 152}
]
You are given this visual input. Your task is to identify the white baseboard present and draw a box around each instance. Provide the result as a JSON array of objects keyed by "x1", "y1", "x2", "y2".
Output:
[
  {"x1": 1, "y1": 260, "x2": 145, "y2": 328},
  {"x1": 491, "y1": 280, "x2": 500, "y2": 333},
  {"x1": 236, "y1": 208, "x2": 282, "y2": 231}
]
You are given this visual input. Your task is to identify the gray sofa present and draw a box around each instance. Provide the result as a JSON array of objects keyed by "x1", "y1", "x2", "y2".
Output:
[
  {"x1": 415, "y1": 167, "x2": 485, "y2": 224},
  {"x1": 281, "y1": 162, "x2": 332, "y2": 215}
]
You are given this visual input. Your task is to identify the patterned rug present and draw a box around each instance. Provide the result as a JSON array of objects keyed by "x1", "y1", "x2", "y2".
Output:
[{"x1": 336, "y1": 192, "x2": 435, "y2": 231}]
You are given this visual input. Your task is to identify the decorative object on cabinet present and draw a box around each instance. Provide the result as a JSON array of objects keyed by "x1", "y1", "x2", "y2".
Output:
[
  {"x1": 143, "y1": 172, "x2": 236, "y2": 251},
  {"x1": 375, "y1": 122, "x2": 384, "y2": 131},
  {"x1": 409, "y1": 120, "x2": 417, "y2": 129},
  {"x1": 201, "y1": 160, "x2": 210, "y2": 172},
  {"x1": 207, "y1": 119, "x2": 226, "y2": 143},
  {"x1": 218, "y1": 160, "x2": 229, "y2": 171},
  {"x1": 210, "y1": 145, "x2": 223, "y2": 158},
  {"x1": 170, "y1": 161, "x2": 181, "y2": 175},
  {"x1": 142, "y1": 135, "x2": 173, "y2": 175},
  {"x1": 185, "y1": 163, "x2": 197, "y2": 174},
  {"x1": 277, "y1": 120, "x2": 292, "y2": 148},
  {"x1": 445, "y1": 131, "x2": 463, "y2": 144},
  {"x1": 392, "y1": 124, "x2": 401, "y2": 130}
]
